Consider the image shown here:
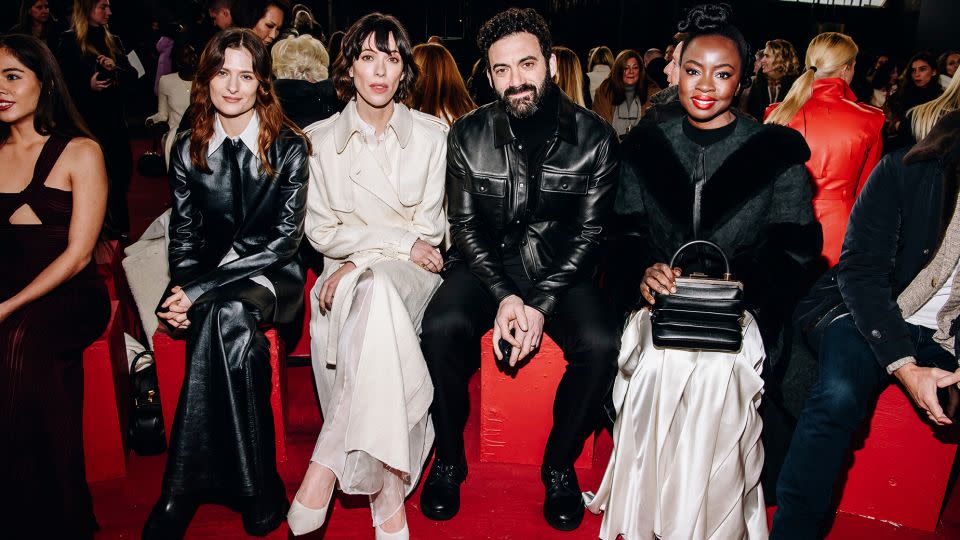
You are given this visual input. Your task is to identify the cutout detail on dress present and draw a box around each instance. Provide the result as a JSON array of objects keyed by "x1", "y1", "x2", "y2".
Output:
[{"x1": 8, "y1": 203, "x2": 42, "y2": 225}]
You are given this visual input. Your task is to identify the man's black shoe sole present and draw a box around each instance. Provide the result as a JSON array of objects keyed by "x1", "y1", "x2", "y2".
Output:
[
  {"x1": 420, "y1": 504, "x2": 460, "y2": 521},
  {"x1": 543, "y1": 507, "x2": 584, "y2": 531}
]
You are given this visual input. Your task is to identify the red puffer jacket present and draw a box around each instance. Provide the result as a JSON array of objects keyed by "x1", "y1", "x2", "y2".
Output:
[{"x1": 766, "y1": 78, "x2": 884, "y2": 267}]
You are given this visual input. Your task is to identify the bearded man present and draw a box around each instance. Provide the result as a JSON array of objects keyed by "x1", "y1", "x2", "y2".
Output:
[{"x1": 417, "y1": 7, "x2": 621, "y2": 532}]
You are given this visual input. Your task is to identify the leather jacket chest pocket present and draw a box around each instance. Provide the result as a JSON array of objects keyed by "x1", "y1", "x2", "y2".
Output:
[
  {"x1": 464, "y1": 173, "x2": 508, "y2": 225},
  {"x1": 539, "y1": 170, "x2": 590, "y2": 217}
]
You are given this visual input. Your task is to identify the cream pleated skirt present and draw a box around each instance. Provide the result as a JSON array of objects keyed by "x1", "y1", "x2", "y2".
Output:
[{"x1": 586, "y1": 309, "x2": 768, "y2": 540}]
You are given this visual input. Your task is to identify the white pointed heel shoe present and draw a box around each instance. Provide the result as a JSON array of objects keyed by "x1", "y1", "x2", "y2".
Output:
[
  {"x1": 374, "y1": 522, "x2": 409, "y2": 540},
  {"x1": 372, "y1": 500, "x2": 409, "y2": 540},
  {"x1": 286, "y1": 491, "x2": 331, "y2": 536}
]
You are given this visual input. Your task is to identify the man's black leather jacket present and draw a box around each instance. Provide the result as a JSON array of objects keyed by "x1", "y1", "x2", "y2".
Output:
[
  {"x1": 446, "y1": 93, "x2": 620, "y2": 317},
  {"x1": 162, "y1": 129, "x2": 309, "y2": 324}
]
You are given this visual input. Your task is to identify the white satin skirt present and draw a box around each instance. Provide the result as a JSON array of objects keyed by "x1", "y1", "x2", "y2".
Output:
[{"x1": 585, "y1": 309, "x2": 768, "y2": 540}]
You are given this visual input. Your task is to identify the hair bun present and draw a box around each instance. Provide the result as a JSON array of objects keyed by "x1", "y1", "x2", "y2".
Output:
[{"x1": 678, "y1": 3, "x2": 733, "y2": 33}]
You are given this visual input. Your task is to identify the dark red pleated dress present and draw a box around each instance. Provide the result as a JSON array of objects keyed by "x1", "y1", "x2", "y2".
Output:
[{"x1": 0, "y1": 135, "x2": 110, "y2": 538}]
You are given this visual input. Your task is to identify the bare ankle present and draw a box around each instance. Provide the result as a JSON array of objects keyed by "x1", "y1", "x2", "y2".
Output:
[
  {"x1": 378, "y1": 505, "x2": 406, "y2": 533},
  {"x1": 296, "y1": 463, "x2": 336, "y2": 508}
]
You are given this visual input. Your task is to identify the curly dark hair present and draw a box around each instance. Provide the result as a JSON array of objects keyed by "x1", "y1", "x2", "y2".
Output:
[
  {"x1": 678, "y1": 3, "x2": 753, "y2": 89},
  {"x1": 477, "y1": 7, "x2": 552, "y2": 63},
  {"x1": 331, "y1": 12, "x2": 418, "y2": 103}
]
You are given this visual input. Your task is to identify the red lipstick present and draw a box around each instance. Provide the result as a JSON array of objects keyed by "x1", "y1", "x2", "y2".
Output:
[{"x1": 691, "y1": 94, "x2": 717, "y2": 110}]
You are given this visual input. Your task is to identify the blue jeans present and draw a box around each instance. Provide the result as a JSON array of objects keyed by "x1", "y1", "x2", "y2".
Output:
[{"x1": 770, "y1": 315, "x2": 955, "y2": 539}]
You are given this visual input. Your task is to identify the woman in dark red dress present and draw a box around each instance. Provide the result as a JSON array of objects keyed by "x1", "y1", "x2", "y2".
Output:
[{"x1": 0, "y1": 34, "x2": 110, "y2": 539}]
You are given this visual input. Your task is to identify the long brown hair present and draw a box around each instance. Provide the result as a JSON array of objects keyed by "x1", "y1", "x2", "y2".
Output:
[
  {"x1": 189, "y1": 28, "x2": 309, "y2": 177},
  {"x1": 0, "y1": 34, "x2": 94, "y2": 144},
  {"x1": 552, "y1": 46, "x2": 585, "y2": 107},
  {"x1": 71, "y1": 0, "x2": 119, "y2": 59},
  {"x1": 605, "y1": 49, "x2": 655, "y2": 105},
  {"x1": 407, "y1": 42, "x2": 476, "y2": 124}
]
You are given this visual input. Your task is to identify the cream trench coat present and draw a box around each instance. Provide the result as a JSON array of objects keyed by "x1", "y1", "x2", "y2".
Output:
[{"x1": 304, "y1": 101, "x2": 447, "y2": 492}]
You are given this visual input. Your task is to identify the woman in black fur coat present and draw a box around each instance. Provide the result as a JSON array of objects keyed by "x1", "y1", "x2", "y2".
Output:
[
  {"x1": 597, "y1": 6, "x2": 824, "y2": 530},
  {"x1": 607, "y1": 9, "x2": 822, "y2": 356},
  {"x1": 594, "y1": 6, "x2": 823, "y2": 533}
]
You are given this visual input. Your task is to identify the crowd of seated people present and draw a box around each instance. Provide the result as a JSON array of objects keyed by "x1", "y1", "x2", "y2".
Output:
[{"x1": 3, "y1": 1, "x2": 960, "y2": 539}]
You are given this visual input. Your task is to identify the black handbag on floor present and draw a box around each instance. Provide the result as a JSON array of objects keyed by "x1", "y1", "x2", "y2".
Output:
[
  {"x1": 650, "y1": 240, "x2": 745, "y2": 353},
  {"x1": 128, "y1": 350, "x2": 167, "y2": 455}
]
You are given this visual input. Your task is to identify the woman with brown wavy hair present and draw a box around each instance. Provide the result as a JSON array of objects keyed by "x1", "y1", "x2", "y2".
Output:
[
  {"x1": 407, "y1": 42, "x2": 476, "y2": 125},
  {"x1": 142, "y1": 28, "x2": 310, "y2": 539},
  {"x1": 592, "y1": 49, "x2": 661, "y2": 138}
]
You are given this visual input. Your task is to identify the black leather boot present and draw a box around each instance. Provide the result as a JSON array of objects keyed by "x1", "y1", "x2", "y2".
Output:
[
  {"x1": 541, "y1": 465, "x2": 584, "y2": 531},
  {"x1": 241, "y1": 478, "x2": 289, "y2": 536},
  {"x1": 141, "y1": 493, "x2": 199, "y2": 540},
  {"x1": 419, "y1": 457, "x2": 467, "y2": 521}
]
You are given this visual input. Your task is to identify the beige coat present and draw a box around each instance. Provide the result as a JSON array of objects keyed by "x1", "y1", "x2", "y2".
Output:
[{"x1": 305, "y1": 101, "x2": 447, "y2": 490}]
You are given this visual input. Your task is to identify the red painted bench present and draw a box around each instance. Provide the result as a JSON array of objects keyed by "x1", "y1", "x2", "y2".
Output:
[
  {"x1": 94, "y1": 239, "x2": 139, "y2": 339},
  {"x1": 836, "y1": 385, "x2": 959, "y2": 532},
  {"x1": 82, "y1": 301, "x2": 129, "y2": 482},
  {"x1": 479, "y1": 330, "x2": 594, "y2": 469},
  {"x1": 287, "y1": 268, "x2": 319, "y2": 359},
  {"x1": 152, "y1": 327, "x2": 289, "y2": 463}
]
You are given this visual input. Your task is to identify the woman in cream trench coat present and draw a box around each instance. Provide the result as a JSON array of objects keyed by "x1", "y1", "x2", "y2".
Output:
[{"x1": 285, "y1": 13, "x2": 448, "y2": 540}]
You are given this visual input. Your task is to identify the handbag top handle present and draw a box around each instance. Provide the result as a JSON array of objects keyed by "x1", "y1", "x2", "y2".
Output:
[{"x1": 669, "y1": 240, "x2": 732, "y2": 279}]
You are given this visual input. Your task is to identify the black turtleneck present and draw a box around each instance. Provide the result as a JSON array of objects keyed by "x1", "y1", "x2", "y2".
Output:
[
  {"x1": 508, "y1": 83, "x2": 560, "y2": 163},
  {"x1": 682, "y1": 116, "x2": 739, "y2": 148}
]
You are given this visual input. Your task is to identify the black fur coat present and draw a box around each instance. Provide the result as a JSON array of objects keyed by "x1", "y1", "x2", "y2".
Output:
[{"x1": 605, "y1": 113, "x2": 823, "y2": 356}]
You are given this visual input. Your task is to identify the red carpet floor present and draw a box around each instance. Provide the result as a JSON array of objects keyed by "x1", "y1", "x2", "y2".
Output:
[{"x1": 89, "y1": 140, "x2": 960, "y2": 539}]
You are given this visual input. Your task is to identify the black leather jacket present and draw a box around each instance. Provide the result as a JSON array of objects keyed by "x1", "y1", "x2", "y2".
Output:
[
  {"x1": 446, "y1": 93, "x2": 620, "y2": 317},
  {"x1": 163, "y1": 129, "x2": 309, "y2": 324}
]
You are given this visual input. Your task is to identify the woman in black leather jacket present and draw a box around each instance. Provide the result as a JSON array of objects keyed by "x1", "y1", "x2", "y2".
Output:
[{"x1": 143, "y1": 28, "x2": 310, "y2": 539}]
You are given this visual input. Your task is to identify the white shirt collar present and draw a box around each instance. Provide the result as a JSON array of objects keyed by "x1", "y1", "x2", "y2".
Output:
[
  {"x1": 208, "y1": 111, "x2": 260, "y2": 157},
  {"x1": 334, "y1": 100, "x2": 414, "y2": 153}
]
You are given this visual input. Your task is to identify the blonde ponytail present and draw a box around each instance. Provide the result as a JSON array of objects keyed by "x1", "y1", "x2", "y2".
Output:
[
  {"x1": 765, "y1": 32, "x2": 858, "y2": 126},
  {"x1": 908, "y1": 71, "x2": 960, "y2": 141},
  {"x1": 765, "y1": 68, "x2": 816, "y2": 125}
]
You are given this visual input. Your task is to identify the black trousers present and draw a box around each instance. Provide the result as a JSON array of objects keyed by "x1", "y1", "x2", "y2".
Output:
[
  {"x1": 161, "y1": 279, "x2": 284, "y2": 514},
  {"x1": 421, "y1": 264, "x2": 619, "y2": 468}
]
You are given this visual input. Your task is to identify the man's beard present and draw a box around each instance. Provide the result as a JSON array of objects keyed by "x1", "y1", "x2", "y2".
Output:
[{"x1": 499, "y1": 74, "x2": 551, "y2": 119}]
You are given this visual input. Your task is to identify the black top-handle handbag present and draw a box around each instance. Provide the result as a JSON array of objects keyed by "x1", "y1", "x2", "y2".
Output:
[{"x1": 650, "y1": 240, "x2": 745, "y2": 353}]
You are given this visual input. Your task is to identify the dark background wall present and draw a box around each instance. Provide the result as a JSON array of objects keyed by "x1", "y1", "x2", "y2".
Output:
[{"x1": 2, "y1": 0, "x2": 956, "y2": 75}]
